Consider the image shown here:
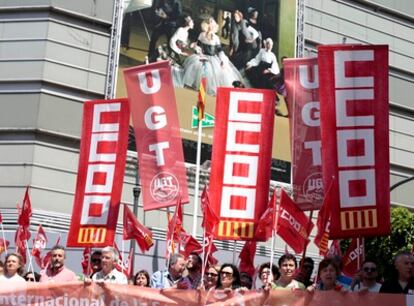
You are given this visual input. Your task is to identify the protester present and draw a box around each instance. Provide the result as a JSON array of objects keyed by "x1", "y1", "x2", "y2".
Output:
[
  {"x1": 133, "y1": 270, "x2": 150, "y2": 287},
  {"x1": 380, "y1": 251, "x2": 414, "y2": 294},
  {"x1": 0, "y1": 260, "x2": 4, "y2": 275},
  {"x1": 91, "y1": 246, "x2": 128, "y2": 284},
  {"x1": 274, "y1": 254, "x2": 305, "y2": 290},
  {"x1": 295, "y1": 257, "x2": 314, "y2": 288},
  {"x1": 352, "y1": 260, "x2": 382, "y2": 292},
  {"x1": 90, "y1": 250, "x2": 102, "y2": 277},
  {"x1": 186, "y1": 252, "x2": 203, "y2": 289},
  {"x1": 215, "y1": 263, "x2": 241, "y2": 290},
  {"x1": 240, "y1": 272, "x2": 253, "y2": 289},
  {"x1": 328, "y1": 255, "x2": 353, "y2": 290},
  {"x1": 150, "y1": 253, "x2": 191, "y2": 289},
  {"x1": 308, "y1": 258, "x2": 346, "y2": 292},
  {"x1": 40, "y1": 245, "x2": 77, "y2": 282},
  {"x1": 204, "y1": 264, "x2": 220, "y2": 290},
  {"x1": 24, "y1": 271, "x2": 41, "y2": 282},
  {"x1": 258, "y1": 262, "x2": 279, "y2": 288},
  {"x1": 0, "y1": 253, "x2": 25, "y2": 282}
]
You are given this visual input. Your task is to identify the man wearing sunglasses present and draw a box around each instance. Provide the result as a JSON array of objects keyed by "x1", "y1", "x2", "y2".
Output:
[{"x1": 353, "y1": 260, "x2": 381, "y2": 292}]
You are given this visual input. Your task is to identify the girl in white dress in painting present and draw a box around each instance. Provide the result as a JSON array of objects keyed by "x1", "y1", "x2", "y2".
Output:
[{"x1": 182, "y1": 17, "x2": 243, "y2": 96}]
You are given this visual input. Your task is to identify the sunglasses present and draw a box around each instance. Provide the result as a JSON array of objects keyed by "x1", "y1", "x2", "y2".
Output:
[
  {"x1": 26, "y1": 278, "x2": 36, "y2": 282},
  {"x1": 220, "y1": 271, "x2": 233, "y2": 277},
  {"x1": 363, "y1": 267, "x2": 377, "y2": 272},
  {"x1": 206, "y1": 272, "x2": 218, "y2": 277}
]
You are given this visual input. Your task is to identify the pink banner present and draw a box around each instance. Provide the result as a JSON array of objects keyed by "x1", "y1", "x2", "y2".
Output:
[
  {"x1": 285, "y1": 57, "x2": 323, "y2": 210},
  {"x1": 209, "y1": 87, "x2": 276, "y2": 240},
  {"x1": 318, "y1": 44, "x2": 390, "y2": 239},
  {"x1": 123, "y1": 61, "x2": 189, "y2": 210},
  {"x1": 67, "y1": 99, "x2": 129, "y2": 247}
]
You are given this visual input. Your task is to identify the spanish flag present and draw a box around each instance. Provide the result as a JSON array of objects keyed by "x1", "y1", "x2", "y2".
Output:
[{"x1": 197, "y1": 77, "x2": 207, "y2": 121}]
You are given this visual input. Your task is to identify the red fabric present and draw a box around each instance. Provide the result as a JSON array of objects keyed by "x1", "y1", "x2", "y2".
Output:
[
  {"x1": 15, "y1": 226, "x2": 30, "y2": 264},
  {"x1": 318, "y1": 44, "x2": 390, "y2": 239},
  {"x1": 123, "y1": 204, "x2": 153, "y2": 253},
  {"x1": 326, "y1": 240, "x2": 342, "y2": 258},
  {"x1": 342, "y1": 238, "x2": 364, "y2": 277},
  {"x1": 165, "y1": 197, "x2": 183, "y2": 258},
  {"x1": 81, "y1": 247, "x2": 92, "y2": 275},
  {"x1": 123, "y1": 61, "x2": 189, "y2": 210},
  {"x1": 284, "y1": 58, "x2": 324, "y2": 210},
  {"x1": 32, "y1": 224, "x2": 48, "y2": 256},
  {"x1": 276, "y1": 189, "x2": 314, "y2": 254},
  {"x1": 17, "y1": 186, "x2": 32, "y2": 227},
  {"x1": 67, "y1": 99, "x2": 130, "y2": 247},
  {"x1": 239, "y1": 241, "x2": 257, "y2": 275},
  {"x1": 209, "y1": 87, "x2": 276, "y2": 240},
  {"x1": 0, "y1": 211, "x2": 3, "y2": 223},
  {"x1": 179, "y1": 231, "x2": 202, "y2": 257},
  {"x1": 255, "y1": 190, "x2": 277, "y2": 241},
  {"x1": 314, "y1": 179, "x2": 335, "y2": 256},
  {"x1": 201, "y1": 186, "x2": 219, "y2": 236}
]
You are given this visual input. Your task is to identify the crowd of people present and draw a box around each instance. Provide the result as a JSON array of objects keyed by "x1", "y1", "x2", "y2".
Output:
[
  {"x1": 0, "y1": 244, "x2": 413, "y2": 296},
  {"x1": 142, "y1": 0, "x2": 285, "y2": 96}
]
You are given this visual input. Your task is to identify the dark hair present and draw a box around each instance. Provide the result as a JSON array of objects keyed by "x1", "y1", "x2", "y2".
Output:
[
  {"x1": 133, "y1": 270, "x2": 150, "y2": 287},
  {"x1": 278, "y1": 254, "x2": 297, "y2": 268},
  {"x1": 24, "y1": 271, "x2": 41, "y2": 282},
  {"x1": 216, "y1": 263, "x2": 241, "y2": 289},
  {"x1": 240, "y1": 272, "x2": 253, "y2": 289},
  {"x1": 259, "y1": 262, "x2": 280, "y2": 280},
  {"x1": 91, "y1": 250, "x2": 102, "y2": 257},
  {"x1": 361, "y1": 259, "x2": 378, "y2": 268},
  {"x1": 188, "y1": 252, "x2": 202, "y2": 266},
  {"x1": 303, "y1": 257, "x2": 314, "y2": 266},
  {"x1": 317, "y1": 258, "x2": 340, "y2": 278},
  {"x1": 0, "y1": 260, "x2": 3, "y2": 268}
]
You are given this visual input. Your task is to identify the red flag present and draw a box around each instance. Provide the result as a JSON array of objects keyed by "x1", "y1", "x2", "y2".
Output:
[
  {"x1": 167, "y1": 196, "x2": 183, "y2": 242},
  {"x1": 209, "y1": 87, "x2": 276, "y2": 240},
  {"x1": 81, "y1": 247, "x2": 92, "y2": 275},
  {"x1": 123, "y1": 205, "x2": 153, "y2": 253},
  {"x1": 255, "y1": 190, "x2": 277, "y2": 241},
  {"x1": 276, "y1": 189, "x2": 314, "y2": 254},
  {"x1": 0, "y1": 211, "x2": 3, "y2": 223},
  {"x1": 123, "y1": 61, "x2": 189, "y2": 210},
  {"x1": 0, "y1": 238, "x2": 9, "y2": 255},
  {"x1": 342, "y1": 238, "x2": 364, "y2": 277},
  {"x1": 201, "y1": 186, "x2": 219, "y2": 236},
  {"x1": 32, "y1": 225, "x2": 48, "y2": 256},
  {"x1": 15, "y1": 226, "x2": 30, "y2": 264},
  {"x1": 198, "y1": 77, "x2": 207, "y2": 121},
  {"x1": 314, "y1": 179, "x2": 335, "y2": 256},
  {"x1": 113, "y1": 243, "x2": 134, "y2": 278},
  {"x1": 318, "y1": 44, "x2": 390, "y2": 239},
  {"x1": 179, "y1": 230, "x2": 202, "y2": 257},
  {"x1": 239, "y1": 241, "x2": 257, "y2": 275},
  {"x1": 17, "y1": 186, "x2": 32, "y2": 227},
  {"x1": 326, "y1": 240, "x2": 342, "y2": 258},
  {"x1": 40, "y1": 235, "x2": 61, "y2": 269}
]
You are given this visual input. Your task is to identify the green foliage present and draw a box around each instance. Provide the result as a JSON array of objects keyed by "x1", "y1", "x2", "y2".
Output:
[{"x1": 364, "y1": 207, "x2": 414, "y2": 279}]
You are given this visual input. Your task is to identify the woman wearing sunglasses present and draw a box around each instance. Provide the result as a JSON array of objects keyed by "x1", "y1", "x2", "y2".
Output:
[
  {"x1": 215, "y1": 264, "x2": 241, "y2": 291},
  {"x1": 24, "y1": 271, "x2": 41, "y2": 282},
  {"x1": 204, "y1": 265, "x2": 220, "y2": 290}
]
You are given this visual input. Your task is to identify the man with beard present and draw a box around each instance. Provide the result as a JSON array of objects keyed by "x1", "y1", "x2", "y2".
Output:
[
  {"x1": 151, "y1": 253, "x2": 191, "y2": 289},
  {"x1": 352, "y1": 260, "x2": 382, "y2": 292},
  {"x1": 186, "y1": 252, "x2": 202, "y2": 289},
  {"x1": 91, "y1": 246, "x2": 128, "y2": 284},
  {"x1": 40, "y1": 245, "x2": 77, "y2": 282}
]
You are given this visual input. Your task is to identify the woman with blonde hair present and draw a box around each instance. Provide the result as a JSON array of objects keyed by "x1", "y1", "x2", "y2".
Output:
[
  {"x1": 0, "y1": 252, "x2": 25, "y2": 282},
  {"x1": 182, "y1": 16, "x2": 244, "y2": 96}
]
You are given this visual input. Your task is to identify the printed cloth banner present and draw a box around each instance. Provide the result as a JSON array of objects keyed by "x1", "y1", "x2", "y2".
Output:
[
  {"x1": 0, "y1": 283, "x2": 411, "y2": 306},
  {"x1": 277, "y1": 189, "x2": 314, "y2": 254},
  {"x1": 284, "y1": 57, "x2": 324, "y2": 210},
  {"x1": 342, "y1": 238, "x2": 365, "y2": 277},
  {"x1": 209, "y1": 87, "x2": 276, "y2": 240},
  {"x1": 123, "y1": 61, "x2": 189, "y2": 210},
  {"x1": 318, "y1": 44, "x2": 390, "y2": 239},
  {"x1": 67, "y1": 99, "x2": 130, "y2": 247}
]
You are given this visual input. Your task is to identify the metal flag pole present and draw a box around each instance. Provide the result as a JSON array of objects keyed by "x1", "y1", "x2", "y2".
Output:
[
  {"x1": 192, "y1": 60, "x2": 207, "y2": 237},
  {"x1": 0, "y1": 222, "x2": 7, "y2": 254}
]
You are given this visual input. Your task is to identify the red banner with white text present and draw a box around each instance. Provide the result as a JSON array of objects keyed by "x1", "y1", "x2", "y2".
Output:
[
  {"x1": 0, "y1": 283, "x2": 411, "y2": 306},
  {"x1": 318, "y1": 44, "x2": 390, "y2": 239},
  {"x1": 285, "y1": 57, "x2": 323, "y2": 210},
  {"x1": 210, "y1": 87, "x2": 276, "y2": 240},
  {"x1": 67, "y1": 99, "x2": 129, "y2": 247},
  {"x1": 123, "y1": 61, "x2": 189, "y2": 210}
]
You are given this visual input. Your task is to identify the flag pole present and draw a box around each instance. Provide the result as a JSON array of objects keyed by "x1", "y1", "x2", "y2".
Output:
[
  {"x1": 269, "y1": 229, "x2": 276, "y2": 275},
  {"x1": 0, "y1": 222, "x2": 7, "y2": 254},
  {"x1": 25, "y1": 240, "x2": 35, "y2": 276},
  {"x1": 192, "y1": 60, "x2": 207, "y2": 237},
  {"x1": 232, "y1": 240, "x2": 237, "y2": 265}
]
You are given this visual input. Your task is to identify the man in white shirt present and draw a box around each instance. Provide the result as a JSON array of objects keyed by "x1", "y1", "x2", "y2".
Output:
[
  {"x1": 353, "y1": 260, "x2": 382, "y2": 292},
  {"x1": 91, "y1": 246, "x2": 128, "y2": 284},
  {"x1": 245, "y1": 37, "x2": 280, "y2": 89}
]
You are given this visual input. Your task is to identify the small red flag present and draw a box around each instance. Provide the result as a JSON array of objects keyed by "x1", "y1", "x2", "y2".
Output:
[
  {"x1": 32, "y1": 224, "x2": 48, "y2": 256},
  {"x1": 0, "y1": 238, "x2": 9, "y2": 255},
  {"x1": 255, "y1": 190, "x2": 277, "y2": 241},
  {"x1": 179, "y1": 230, "x2": 202, "y2": 257},
  {"x1": 123, "y1": 205, "x2": 153, "y2": 253},
  {"x1": 342, "y1": 238, "x2": 364, "y2": 277},
  {"x1": 0, "y1": 211, "x2": 3, "y2": 223},
  {"x1": 239, "y1": 241, "x2": 257, "y2": 275},
  {"x1": 314, "y1": 179, "x2": 335, "y2": 256},
  {"x1": 201, "y1": 186, "x2": 219, "y2": 236},
  {"x1": 197, "y1": 77, "x2": 207, "y2": 121},
  {"x1": 326, "y1": 240, "x2": 342, "y2": 258},
  {"x1": 17, "y1": 186, "x2": 32, "y2": 227},
  {"x1": 81, "y1": 247, "x2": 92, "y2": 275},
  {"x1": 276, "y1": 189, "x2": 314, "y2": 254}
]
